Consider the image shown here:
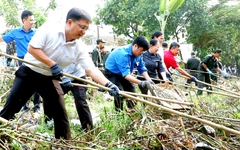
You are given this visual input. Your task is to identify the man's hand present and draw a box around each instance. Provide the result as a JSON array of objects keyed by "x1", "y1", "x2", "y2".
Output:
[
  {"x1": 175, "y1": 70, "x2": 181, "y2": 75},
  {"x1": 149, "y1": 80, "x2": 155, "y2": 85},
  {"x1": 166, "y1": 72, "x2": 173, "y2": 81},
  {"x1": 221, "y1": 71, "x2": 229, "y2": 78},
  {"x1": 50, "y1": 63, "x2": 63, "y2": 79},
  {"x1": 190, "y1": 76, "x2": 197, "y2": 83},
  {"x1": 140, "y1": 81, "x2": 153, "y2": 88},
  {"x1": 140, "y1": 81, "x2": 147, "y2": 88},
  {"x1": 62, "y1": 78, "x2": 73, "y2": 88},
  {"x1": 206, "y1": 68, "x2": 213, "y2": 75},
  {"x1": 105, "y1": 82, "x2": 120, "y2": 96}
]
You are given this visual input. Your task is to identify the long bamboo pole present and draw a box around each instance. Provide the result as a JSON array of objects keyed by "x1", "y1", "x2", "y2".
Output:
[
  {"x1": 136, "y1": 75, "x2": 240, "y2": 99},
  {"x1": 172, "y1": 72, "x2": 240, "y2": 96},
  {"x1": 185, "y1": 69, "x2": 240, "y2": 79},
  {"x1": 66, "y1": 82, "x2": 194, "y2": 106},
  {"x1": 1, "y1": 52, "x2": 240, "y2": 136}
]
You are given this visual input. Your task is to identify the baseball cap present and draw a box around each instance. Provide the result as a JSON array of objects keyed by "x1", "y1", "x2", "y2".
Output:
[
  {"x1": 191, "y1": 51, "x2": 196, "y2": 55},
  {"x1": 96, "y1": 38, "x2": 106, "y2": 44},
  {"x1": 214, "y1": 49, "x2": 221, "y2": 53}
]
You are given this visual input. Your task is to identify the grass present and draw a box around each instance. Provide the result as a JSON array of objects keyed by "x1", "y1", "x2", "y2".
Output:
[{"x1": 0, "y1": 73, "x2": 240, "y2": 149}]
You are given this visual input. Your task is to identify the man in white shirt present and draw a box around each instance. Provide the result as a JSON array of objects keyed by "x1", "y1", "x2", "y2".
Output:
[{"x1": 0, "y1": 7, "x2": 120, "y2": 140}]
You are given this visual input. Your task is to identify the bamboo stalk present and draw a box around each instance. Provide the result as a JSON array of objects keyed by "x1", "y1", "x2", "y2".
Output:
[
  {"x1": 177, "y1": 83, "x2": 240, "y2": 99},
  {"x1": 136, "y1": 75, "x2": 240, "y2": 99},
  {"x1": 1, "y1": 52, "x2": 240, "y2": 136},
  {"x1": 123, "y1": 91, "x2": 194, "y2": 106},
  {"x1": 66, "y1": 82, "x2": 194, "y2": 106},
  {"x1": 200, "y1": 115, "x2": 240, "y2": 122},
  {"x1": 59, "y1": 82, "x2": 98, "y2": 89},
  {"x1": 0, "y1": 89, "x2": 11, "y2": 102},
  {"x1": 0, "y1": 73, "x2": 14, "y2": 77},
  {"x1": 185, "y1": 69, "x2": 240, "y2": 79},
  {"x1": 172, "y1": 72, "x2": 240, "y2": 96},
  {"x1": 0, "y1": 117, "x2": 8, "y2": 124},
  {"x1": 119, "y1": 91, "x2": 240, "y2": 136}
]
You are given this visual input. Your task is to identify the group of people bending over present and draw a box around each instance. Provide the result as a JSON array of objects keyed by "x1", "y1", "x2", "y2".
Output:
[
  {"x1": 186, "y1": 50, "x2": 229, "y2": 95},
  {"x1": 0, "y1": 7, "x2": 229, "y2": 140}
]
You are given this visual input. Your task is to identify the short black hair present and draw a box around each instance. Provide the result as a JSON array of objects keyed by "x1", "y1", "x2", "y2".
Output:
[
  {"x1": 162, "y1": 41, "x2": 168, "y2": 47},
  {"x1": 66, "y1": 8, "x2": 92, "y2": 23},
  {"x1": 191, "y1": 51, "x2": 196, "y2": 55},
  {"x1": 149, "y1": 39, "x2": 158, "y2": 46},
  {"x1": 214, "y1": 49, "x2": 222, "y2": 53},
  {"x1": 151, "y1": 31, "x2": 163, "y2": 39},
  {"x1": 169, "y1": 42, "x2": 180, "y2": 49},
  {"x1": 21, "y1": 10, "x2": 33, "y2": 22},
  {"x1": 132, "y1": 36, "x2": 149, "y2": 51}
]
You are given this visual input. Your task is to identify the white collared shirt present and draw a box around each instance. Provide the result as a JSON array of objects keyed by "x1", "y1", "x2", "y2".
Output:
[
  {"x1": 24, "y1": 22, "x2": 94, "y2": 76},
  {"x1": 63, "y1": 62, "x2": 85, "y2": 81}
]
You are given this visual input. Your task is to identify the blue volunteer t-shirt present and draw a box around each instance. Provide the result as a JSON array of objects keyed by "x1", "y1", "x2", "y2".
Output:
[
  {"x1": 105, "y1": 44, "x2": 147, "y2": 77},
  {"x1": 2, "y1": 26, "x2": 36, "y2": 57}
]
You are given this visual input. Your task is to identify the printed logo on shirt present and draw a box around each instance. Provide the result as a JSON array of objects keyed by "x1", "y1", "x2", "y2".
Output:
[{"x1": 136, "y1": 62, "x2": 139, "y2": 66}]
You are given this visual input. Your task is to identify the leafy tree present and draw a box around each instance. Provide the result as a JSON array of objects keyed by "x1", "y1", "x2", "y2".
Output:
[
  {"x1": 0, "y1": 0, "x2": 57, "y2": 30},
  {"x1": 95, "y1": 0, "x2": 150, "y2": 40},
  {"x1": 95, "y1": 0, "x2": 185, "y2": 41},
  {"x1": 209, "y1": 1, "x2": 240, "y2": 71}
]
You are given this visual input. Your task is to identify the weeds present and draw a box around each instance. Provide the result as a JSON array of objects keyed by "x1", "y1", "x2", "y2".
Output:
[{"x1": 0, "y1": 72, "x2": 240, "y2": 149}]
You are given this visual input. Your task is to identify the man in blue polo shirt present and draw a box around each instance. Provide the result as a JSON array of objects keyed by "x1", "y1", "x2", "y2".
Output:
[
  {"x1": 104, "y1": 36, "x2": 154, "y2": 111},
  {"x1": 0, "y1": 10, "x2": 40, "y2": 113}
]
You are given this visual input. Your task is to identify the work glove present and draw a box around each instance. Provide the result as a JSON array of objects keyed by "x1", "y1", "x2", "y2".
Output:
[
  {"x1": 175, "y1": 70, "x2": 181, "y2": 75},
  {"x1": 105, "y1": 82, "x2": 120, "y2": 96},
  {"x1": 166, "y1": 72, "x2": 173, "y2": 82},
  {"x1": 50, "y1": 63, "x2": 63, "y2": 79},
  {"x1": 140, "y1": 81, "x2": 152, "y2": 88},
  {"x1": 149, "y1": 80, "x2": 155, "y2": 85},
  {"x1": 190, "y1": 76, "x2": 197, "y2": 83},
  {"x1": 62, "y1": 77, "x2": 73, "y2": 88},
  {"x1": 206, "y1": 68, "x2": 213, "y2": 75},
  {"x1": 221, "y1": 71, "x2": 229, "y2": 78}
]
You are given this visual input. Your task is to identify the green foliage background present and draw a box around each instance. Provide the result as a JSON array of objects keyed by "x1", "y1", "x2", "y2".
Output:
[{"x1": 95, "y1": 0, "x2": 240, "y2": 73}]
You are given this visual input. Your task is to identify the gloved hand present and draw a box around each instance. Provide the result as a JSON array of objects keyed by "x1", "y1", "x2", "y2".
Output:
[
  {"x1": 190, "y1": 76, "x2": 197, "y2": 83},
  {"x1": 140, "y1": 81, "x2": 147, "y2": 88},
  {"x1": 62, "y1": 78, "x2": 73, "y2": 88},
  {"x1": 149, "y1": 80, "x2": 155, "y2": 85},
  {"x1": 50, "y1": 63, "x2": 63, "y2": 79},
  {"x1": 175, "y1": 70, "x2": 181, "y2": 75},
  {"x1": 221, "y1": 71, "x2": 229, "y2": 78},
  {"x1": 166, "y1": 72, "x2": 173, "y2": 82},
  {"x1": 206, "y1": 68, "x2": 213, "y2": 75},
  {"x1": 105, "y1": 82, "x2": 120, "y2": 96}
]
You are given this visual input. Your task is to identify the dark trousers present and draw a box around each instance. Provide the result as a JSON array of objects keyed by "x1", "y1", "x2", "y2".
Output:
[
  {"x1": 0, "y1": 65, "x2": 70, "y2": 139},
  {"x1": 44, "y1": 76, "x2": 93, "y2": 131},
  {"x1": 197, "y1": 72, "x2": 212, "y2": 95},
  {"x1": 17, "y1": 56, "x2": 41, "y2": 111},
  {"x1": 23, "y1": 92, "x2": 41, "y2": 111},
  {"x1": 104, "y1": 69, "x2": 136, "y2": 111},
  {"x1": 6, "y1": 58, "x2": 12, "y2": 66}
]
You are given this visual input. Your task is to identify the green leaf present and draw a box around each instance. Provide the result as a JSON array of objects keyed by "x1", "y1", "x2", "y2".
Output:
[
  {"x1": 159, "y1": 0, "x2": 168, "y2": 14},
  {"x1": 168, "y1": 0, "x2": 185, "y2": 13}
]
